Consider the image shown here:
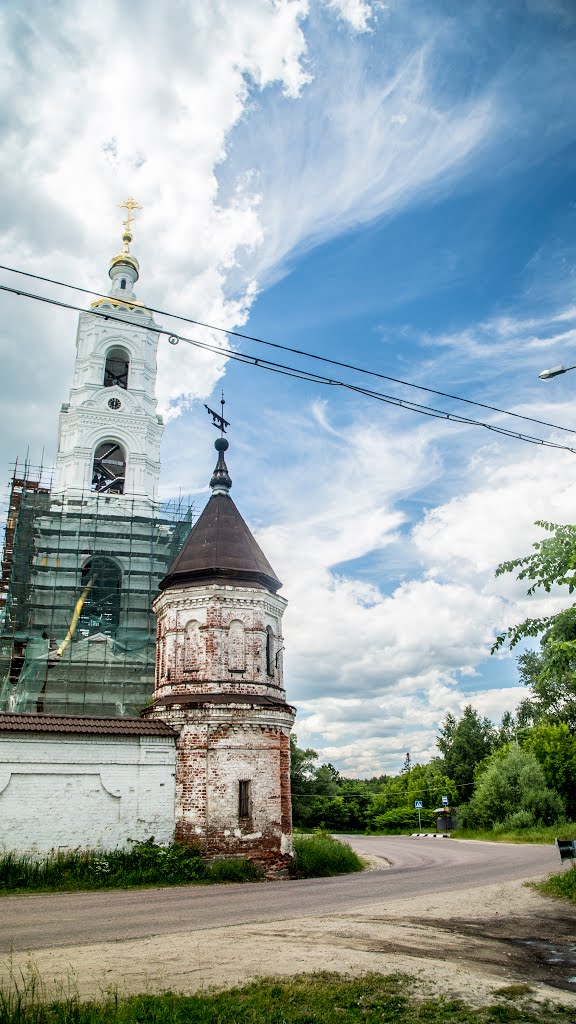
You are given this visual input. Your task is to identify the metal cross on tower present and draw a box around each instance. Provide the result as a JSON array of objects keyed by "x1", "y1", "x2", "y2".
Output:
[{"x1": 204, "y1": 393, "x2": 230, "y2": 435}]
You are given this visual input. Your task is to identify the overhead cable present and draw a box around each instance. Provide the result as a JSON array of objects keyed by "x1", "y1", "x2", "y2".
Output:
[
  {"x1": 0, "y1": 262, "x2": 573, "y2": 435},
  {"x1": 1, "y1": 281, "x2": 576, "y2": 455}
]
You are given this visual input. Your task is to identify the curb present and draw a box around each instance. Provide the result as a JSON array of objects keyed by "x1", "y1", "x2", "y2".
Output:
[{"x1": 410, "y1": 833, "x2": 451, "y2": 838}]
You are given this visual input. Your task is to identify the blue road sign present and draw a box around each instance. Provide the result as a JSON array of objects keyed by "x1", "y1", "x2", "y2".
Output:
[
  {"x1": 441, "y1": 795, "x2": 449, "y2": 806},
  {"x1": 414, "y1": 800, "x2": 423, "y2": 809}
]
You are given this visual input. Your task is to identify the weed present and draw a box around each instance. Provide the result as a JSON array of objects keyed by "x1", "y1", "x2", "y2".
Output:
[
  {"x1": 0, "y1": 839, "x2": 258, "y2": 895},
  {"x1": 531, "y1": 863, "x2": 576, "y2": 903},
  {"x1": 291, "y1": 831, "x2": 365, "y2": 878},
  {"x1": 0, "y1": 971, "x2": 572, "y2": 1023},
  {"x1": 496, "y1": 984, "x2": 535, "y2": 999}
]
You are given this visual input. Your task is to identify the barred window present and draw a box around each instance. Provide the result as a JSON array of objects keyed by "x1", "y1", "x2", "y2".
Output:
[{"x1": 239, "y1": 780, "x2": 251, "y2": 819}]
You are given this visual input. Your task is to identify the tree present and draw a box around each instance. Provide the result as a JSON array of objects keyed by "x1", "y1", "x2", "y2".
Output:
[
  {"x1": 522, "y1": 722, "x2": 576, "y2": 819},
  {"x1": 402, "y1": 752, "x2": 411, "y2": 774},
  {"x1": 492, "y1": 521, "x2": 576, "y2": 730},
  {"x1": 437, "y1": 706, "x2": 496, "y2": 791},
  {"x1": 290, "y1": 736, "x2": 341, "y2": 827},
  {"x1": 465, "y1": 745, "x2": 565, "y2": 829}
]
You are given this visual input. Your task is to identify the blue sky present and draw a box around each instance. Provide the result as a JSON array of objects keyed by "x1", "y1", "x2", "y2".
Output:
[{"x1": 1, "y1": 0, "x2": 576, "y2": 774}]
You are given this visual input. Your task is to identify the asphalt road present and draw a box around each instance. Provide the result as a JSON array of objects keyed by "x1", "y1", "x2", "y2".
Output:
[{"x1": 0, "y1": 836, "x2": 559, "y2": 953}]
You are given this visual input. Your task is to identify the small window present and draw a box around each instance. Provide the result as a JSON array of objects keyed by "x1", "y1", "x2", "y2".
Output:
[
  {"x1": 266, "y1": 625, "x2": 274, "y2": 677},
  {"x1": 184, "y1": 620, "x2": 202, "y2": 673},
  {"x1": 120, "y1": 279, "x2": 126, "y2": 290},
  {"x1": 239, "y1": 780, "x2": 251, "y2": 819},
  {"x1": 229, "y1": 619, "x2": 245, "y2": 671}
]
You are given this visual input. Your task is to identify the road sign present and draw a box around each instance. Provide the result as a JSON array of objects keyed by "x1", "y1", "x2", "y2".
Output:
[
  {"x1": 414, "y1": 800, "x2": 423, "y2": 809},
  {"x1": 441, "y1": 795, "x2": 449, "y2": 806}
]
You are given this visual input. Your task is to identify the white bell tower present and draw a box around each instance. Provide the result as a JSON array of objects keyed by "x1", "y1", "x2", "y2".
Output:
[{"x1": 52, "y1": 199, "x2": 163, "y2": 517}]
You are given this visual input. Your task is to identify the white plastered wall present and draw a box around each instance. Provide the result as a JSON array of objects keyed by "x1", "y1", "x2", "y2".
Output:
[{"x1": 0, "y1": 732, "x2": 176, "y2": 854}]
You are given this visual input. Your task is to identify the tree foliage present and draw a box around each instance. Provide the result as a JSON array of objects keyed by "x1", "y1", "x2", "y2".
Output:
[
  {"x1": 436, "y1": 705, "x2": 496, "y2": 791},
  {"x1": 464, "y1": 745, "x2": 565, "y2": 829},
  {"x1": 492, "y1": 520, "x2": 576, "y2": 651},
  {"x1": 492, "y1": 520, "x2": 576, "y2": 731},
  {"x1": 522, "y1": 722, "x2": 576, "y2": 819}
]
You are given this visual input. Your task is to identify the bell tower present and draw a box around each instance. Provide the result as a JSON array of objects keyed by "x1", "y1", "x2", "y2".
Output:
[
  {"x1": 0, "y1": 201, "x2": 193, "y2": 719},
  {"x1": 52, "y1": 199, "x2": 163, "y2": 516}
]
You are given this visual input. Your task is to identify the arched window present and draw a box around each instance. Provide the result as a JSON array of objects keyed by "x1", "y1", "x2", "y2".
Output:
[
  {"x1": 184, "y1": 620, "x2": 202, "y2": 673},
  {"x1": 78, "y1": 556, "x2": 122, "y2": 637},
  {"x1": 120, "y1": 279, "x2": 126, "y2": 290},
  {"x1": 266, "y1": 625, "x2": 274, "y2": 677},
  {"x1": 104, "y1": 347, "x2": 129, "y2": 389},
  {"x1": 92, "y1": 441, "x2": 126, "y2": 494},
  {"x1": 229, "y1": 619, "x2": 245, "y2": 672}
]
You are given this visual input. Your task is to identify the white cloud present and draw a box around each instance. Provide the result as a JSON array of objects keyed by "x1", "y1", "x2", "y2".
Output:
[
  {"x1": 0, "y1": 0, "x2": 311, "y2": 437},
  {"x1": 1, "y1": 1, "x2": 575, "y2": 776},
  {"x1": 324, "y1": 0, "x2": 375, "y2": 33}
]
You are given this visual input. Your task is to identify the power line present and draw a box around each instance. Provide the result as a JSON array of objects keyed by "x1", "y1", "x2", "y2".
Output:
[
  {"x1": 2, "y1": 281, "x2": 576, "y2": 455},
  {"x1": 1, "y1": 262, "x2": 574, "y2": 436}
]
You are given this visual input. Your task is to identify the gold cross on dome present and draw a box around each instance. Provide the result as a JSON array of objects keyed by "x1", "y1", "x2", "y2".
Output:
[
  {"x1": 118, "y1": 197, "x2": 142, "y2": 252},
  {"x1": 119, "y1": 197, "x2": 142, "y2": 233}
]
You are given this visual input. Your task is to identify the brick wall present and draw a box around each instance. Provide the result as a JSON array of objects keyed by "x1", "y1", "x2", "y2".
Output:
[
  {"x1": 0, "y1": 731, "x2": 176, "y2": 854},
  {"x1": 151, "y1": 580, "x2": 295, "y2": 875}
]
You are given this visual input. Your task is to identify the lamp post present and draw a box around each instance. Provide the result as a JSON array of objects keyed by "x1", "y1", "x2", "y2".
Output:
[{"x1": 538, "y1": 364, "x2": 576, "y2": 380}]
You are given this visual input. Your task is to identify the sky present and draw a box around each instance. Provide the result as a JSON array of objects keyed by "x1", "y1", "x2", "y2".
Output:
[{"x1": 1, "y1": 0, "x2": 576, "y2": 776}]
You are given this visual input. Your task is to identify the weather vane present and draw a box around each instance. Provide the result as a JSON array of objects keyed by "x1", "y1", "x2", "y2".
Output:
[
  {"x1": 119, "y1": 197, "x2": 142, "y2": 253},
  {"x1": 204, "y1": 392, "x2": 230, "y2": 435}
]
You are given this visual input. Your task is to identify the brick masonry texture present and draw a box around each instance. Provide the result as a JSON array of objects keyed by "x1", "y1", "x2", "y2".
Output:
[{"x1": 151, "y1": 580, "x2": 295, "y2": 874}]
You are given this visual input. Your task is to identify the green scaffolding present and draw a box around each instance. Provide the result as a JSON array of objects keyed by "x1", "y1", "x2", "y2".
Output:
[{"x1": 0, "y1": 468, "x2": 193, "y2": 716}]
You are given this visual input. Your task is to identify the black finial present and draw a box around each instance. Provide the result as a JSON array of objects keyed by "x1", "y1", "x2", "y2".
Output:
[{"x1": 208, "y1": 392, "x2": 232, "y2": 492}]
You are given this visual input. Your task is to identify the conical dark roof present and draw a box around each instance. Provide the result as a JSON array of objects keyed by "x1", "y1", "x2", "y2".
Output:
[{"x1": 160, "y1": 492, "x2": 282, "y2": 593}]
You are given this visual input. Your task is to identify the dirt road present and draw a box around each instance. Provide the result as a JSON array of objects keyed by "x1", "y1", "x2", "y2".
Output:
[{"x1": 1, "y1": 837, "x2": 574, "y2": 1009}]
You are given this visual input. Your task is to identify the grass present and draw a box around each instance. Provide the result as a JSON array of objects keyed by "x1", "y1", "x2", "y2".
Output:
[
  {"x1": 291, "y1": 831, "x2": 365, "y2": 877},
  {"x1": 532, "y1": 863, "x2": 576, "y2": 903},
  {"x1": 0, "y1": 971, "x2": 572, "y2": 1023},
  {"x1": 450, "y1": 824, "x2": 576, "y2": 844},
  {"x1": 0, "y1": 839, "x2": 259, "y2": 894}
]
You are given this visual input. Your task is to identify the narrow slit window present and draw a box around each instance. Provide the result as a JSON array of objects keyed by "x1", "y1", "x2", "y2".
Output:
[
  {"x1": 239, "y1": 780, "x2": 251, "y2": 819},
  {"x1": 120, "y1": 279, "x2": 126, "y2": 290},
  {"x1": 266, "y1": 625, "x2": 274, "y2": 677}
]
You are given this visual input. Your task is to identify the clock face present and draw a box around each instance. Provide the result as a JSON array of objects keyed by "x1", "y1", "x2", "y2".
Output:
[{"x1": 108, "y1": 397, "x2": 122, "y2": 410}]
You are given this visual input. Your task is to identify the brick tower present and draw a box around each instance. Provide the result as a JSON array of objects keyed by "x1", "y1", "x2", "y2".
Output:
[{"x1": 147, "y1": 427, "x2": 296, "y2": 873}]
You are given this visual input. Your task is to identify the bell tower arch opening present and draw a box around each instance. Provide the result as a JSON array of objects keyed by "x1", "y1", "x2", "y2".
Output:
[
  {"x1": 78, "y1": 555, "x2": 122, "y2": 637},
  {"x1": 91, "y1": 441, "x2": 126, "y2": 494},
  {"x1": 104, "y1": 347, "x2": 130, "y2": 390}
]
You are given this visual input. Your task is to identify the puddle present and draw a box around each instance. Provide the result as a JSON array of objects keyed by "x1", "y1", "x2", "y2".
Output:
[{"x1": 512, "y1": 939, "x2": 576, "y2": 992}]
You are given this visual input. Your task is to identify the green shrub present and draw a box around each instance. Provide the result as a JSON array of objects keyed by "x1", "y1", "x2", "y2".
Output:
[
  {"x1": 291, "y1": 831, "x2": 364, "y2": 877},
  {"x1": 371, "y1": 806, "x2": 435, "y2": 833},
  {"x1": 501, "y1": 809, "x2": 535, "y2": 830},
  {"x1": 0, "y1": 839, "x2": 247, "y2": 894}
]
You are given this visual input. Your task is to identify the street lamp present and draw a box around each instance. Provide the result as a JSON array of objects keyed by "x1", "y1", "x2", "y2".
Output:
[{"x1": 538, "y1": 364, "x2": 576, "y2": 380}]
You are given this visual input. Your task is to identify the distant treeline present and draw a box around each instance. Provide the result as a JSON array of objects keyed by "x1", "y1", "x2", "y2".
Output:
[{"x1": 290, "y1": 707, "x2": 575, "y2": 834}]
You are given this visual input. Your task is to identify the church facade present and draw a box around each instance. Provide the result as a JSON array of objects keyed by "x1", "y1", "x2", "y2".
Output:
[
  {"x1": 0, "y1": 205, "x2": 295, "y2": 873},
  {"x1": 0, "y1": 204, "x2": 191, "y2": 717}
]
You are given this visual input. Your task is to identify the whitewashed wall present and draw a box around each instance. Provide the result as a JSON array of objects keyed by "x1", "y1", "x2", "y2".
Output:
[{"x1": 0, "y1": 732, "x2": 176, "y2": 854}]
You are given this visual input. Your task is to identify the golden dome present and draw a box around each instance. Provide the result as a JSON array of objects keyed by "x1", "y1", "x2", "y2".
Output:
[{"x1": 109, "y1": 251, "x2": 140, "y2": 273}]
